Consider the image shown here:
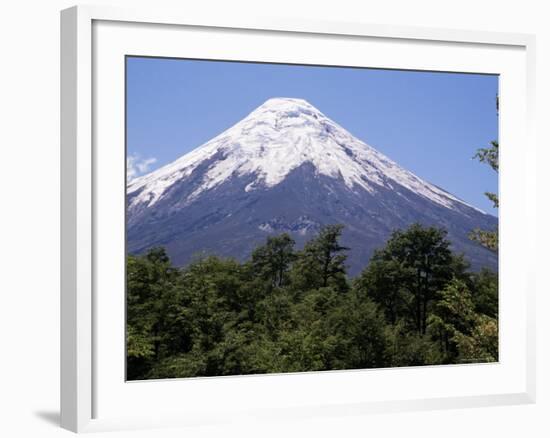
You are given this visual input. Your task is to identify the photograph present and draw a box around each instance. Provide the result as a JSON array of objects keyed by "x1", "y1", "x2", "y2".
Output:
[{"x1": 125, "y1": 56, "x2": 499, "y2": 381}]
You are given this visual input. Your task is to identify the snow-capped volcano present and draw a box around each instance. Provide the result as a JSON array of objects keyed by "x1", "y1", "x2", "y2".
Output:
[
  {"x1": 127, "y1": 97, "x2": 497, "y2": 275},
  {"x1": 129, "y1": 98, "x2": 479, "y2": 213}
]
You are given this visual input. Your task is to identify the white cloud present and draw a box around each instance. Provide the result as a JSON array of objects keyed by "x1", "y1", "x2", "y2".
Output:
[{"x1": 127, "y1": 155, "x2": 157, "y2": 181}]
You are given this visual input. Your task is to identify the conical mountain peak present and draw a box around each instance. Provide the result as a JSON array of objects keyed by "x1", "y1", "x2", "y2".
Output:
[{"x1": 128, "y1": 98, "x2": 482, "y2": 215}]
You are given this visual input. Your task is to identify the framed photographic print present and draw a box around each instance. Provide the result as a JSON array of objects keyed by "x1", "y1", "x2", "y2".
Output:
[{"x1": 61, "y1": 5, "x2": 536, "y2": 433}]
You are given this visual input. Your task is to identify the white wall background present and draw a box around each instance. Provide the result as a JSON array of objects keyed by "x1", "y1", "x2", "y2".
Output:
[{"x1": 0, "y1": 0, "x2": 547, "y2": 436}]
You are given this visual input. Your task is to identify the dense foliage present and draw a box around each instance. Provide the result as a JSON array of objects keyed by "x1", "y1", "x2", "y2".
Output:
[{"x1": 127, "y1": 223, "x2": 498, "y2": 380}]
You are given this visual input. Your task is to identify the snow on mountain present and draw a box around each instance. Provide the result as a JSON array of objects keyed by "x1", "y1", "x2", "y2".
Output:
[
  {"x1": 127, "y1": 97, "x2": 483, "y2": 215},
  {"x1": 127, "y1": 97, "x2": 497, "y2": 275}
]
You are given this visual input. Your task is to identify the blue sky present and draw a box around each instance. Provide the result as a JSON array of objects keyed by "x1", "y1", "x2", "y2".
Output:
[{"x1": 127, "y1": 57, "x2": 498, "y2": 213}]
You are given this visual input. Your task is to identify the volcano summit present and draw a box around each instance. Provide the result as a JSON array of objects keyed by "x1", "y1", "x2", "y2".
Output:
[{"x1": 127, "y1": 97, "x2": 497, "y2": 275}]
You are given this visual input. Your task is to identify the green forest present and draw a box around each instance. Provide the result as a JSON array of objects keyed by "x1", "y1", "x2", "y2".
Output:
[
  {"x1": 127, "y1": 222, "x2": 498, "y2": 380},
  {"x1": 127, "y1": 135, "x2": 499, "y2": 380}
]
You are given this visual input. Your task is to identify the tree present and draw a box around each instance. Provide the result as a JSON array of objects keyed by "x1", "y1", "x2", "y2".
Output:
[
  {"x1": 332, "y1": 290, "x2": 388, "y2": 369},
  {"x1": 428, "y1": 278, "x2": 498, "y2": 363},
  {"x1": 453, "y1": 315, "x2": 498, "y2": 363},
  {"x1": 250, "y1": 233, "x2": 296, "y2": 288},
  {"x1": 470, "y1": 95, "x2": 499, "y2": 252},
  {"x1": 357, "y1": 223, "x2": 464, "y2": 335},
  {"x1": 427, "y1": 278, "x2": 477, "y2": 362},
  {"x1": 384, "y1": 321, "x2": 441, "y2": 367},
  {"x1": 471, "y1": 268, "x2": 498, "y2": 318},
  {"x1": 126, "y1": 247, "x2": 185, "y2": 380},
  {"x1": 354, "y1": 257, "x2": 408, "y2": 325},
  {"x1": 172, "y1": 256, "x2": 249, "y2": 377},
  {"x1": 292, "y1": 224, "x2": 349, "y2": 292}
]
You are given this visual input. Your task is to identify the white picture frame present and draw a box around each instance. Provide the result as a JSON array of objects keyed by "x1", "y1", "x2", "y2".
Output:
[{"x1": 60, "y1": 4, "x2": 536, "y2": 433}]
